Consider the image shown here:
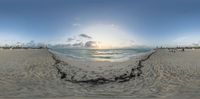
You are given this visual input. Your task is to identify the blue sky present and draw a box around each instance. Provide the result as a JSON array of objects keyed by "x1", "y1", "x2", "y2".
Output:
[{"x1": 0, "y1": 0, "x2": 200, "y2": 47}]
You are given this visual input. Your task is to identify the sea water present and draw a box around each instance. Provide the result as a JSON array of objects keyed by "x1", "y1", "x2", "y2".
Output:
[{"x1": 50, "y1": 48, "x2": 152, "y2": 62}]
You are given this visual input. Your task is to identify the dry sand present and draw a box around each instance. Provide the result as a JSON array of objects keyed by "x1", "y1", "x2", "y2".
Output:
[
  {"x1": 0, "y1": 49, "x2": 83, "y2": 97},
  {"x1": 0, "y1": 49, "x2": 200, "y2": 99}
]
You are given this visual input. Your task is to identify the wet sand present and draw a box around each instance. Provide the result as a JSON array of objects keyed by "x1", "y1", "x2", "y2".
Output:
[{"x1": 0, "y1": 49, "x2": 200, "y2": 99}]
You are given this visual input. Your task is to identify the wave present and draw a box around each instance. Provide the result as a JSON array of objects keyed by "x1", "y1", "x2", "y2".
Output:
[{"x1": 50, "y1": 48, "x2": 152, "y2": 62}]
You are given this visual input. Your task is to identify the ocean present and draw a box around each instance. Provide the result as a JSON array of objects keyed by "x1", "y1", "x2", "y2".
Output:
[{"x1": 50, "y1": 48, "x2": 152, "y2": 62}]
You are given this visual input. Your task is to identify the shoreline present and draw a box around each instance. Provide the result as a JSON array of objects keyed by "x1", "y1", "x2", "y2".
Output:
[{"x1": 48, "y1": 49, "x2": 156, "y2": 84}]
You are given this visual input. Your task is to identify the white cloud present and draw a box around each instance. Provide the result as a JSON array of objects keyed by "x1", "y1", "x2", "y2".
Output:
[
  {"x1": 72, "y1": 23, "x2": 81, "y2": 27},
  {"x1": 173, "y1": 35, "x2": 200, "y2": 46}
]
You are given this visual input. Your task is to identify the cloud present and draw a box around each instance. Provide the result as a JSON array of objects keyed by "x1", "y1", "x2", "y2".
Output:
[
  {"x1": 65, "y1": 44, "x2": 71, "y2": 46},
  {"x1": 85, "y1": 41, "x2": 97, "y2": 47},
  {"x1": 72, "y1": 42, "x2": 84, "y2": 47},
  {"x1": 79, "y1": 34, "x2": 92, "y2": 39},
  {"x1": 174, "y1": 36, "x2": 188, "y2": 42},
  {"x1": 76, "y1": 40, "x2": 81, "y2": 42},
  {"x1": 66, "y1": 38, "x2": 74, "y2": 42},
  {"x1": 72, "y1": 23, "x2": 81, "y2": 27},
  {"x1": 130, "y1": 40, "x2": 135, "y2": 44},
  {"x1": 192, "y1": 43, "x2": 199, "y2": 46},
  {"x1": 173, "y1": 36, "x2": 200, "y2": 46}
]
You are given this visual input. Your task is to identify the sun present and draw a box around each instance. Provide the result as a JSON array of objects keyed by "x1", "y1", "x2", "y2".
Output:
[{"x1": 81, "y1": 24, "x2": 135, "y2": 49}]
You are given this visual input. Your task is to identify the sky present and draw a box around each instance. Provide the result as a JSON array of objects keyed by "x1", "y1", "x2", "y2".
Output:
[{"x1": 0, "y1": 0, "x2": 200, "y2": 48}]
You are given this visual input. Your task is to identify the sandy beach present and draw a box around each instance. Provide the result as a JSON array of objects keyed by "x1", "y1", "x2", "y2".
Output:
[{"x1": 0, "y1": 48, "x2": 200, "y2": 99}]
